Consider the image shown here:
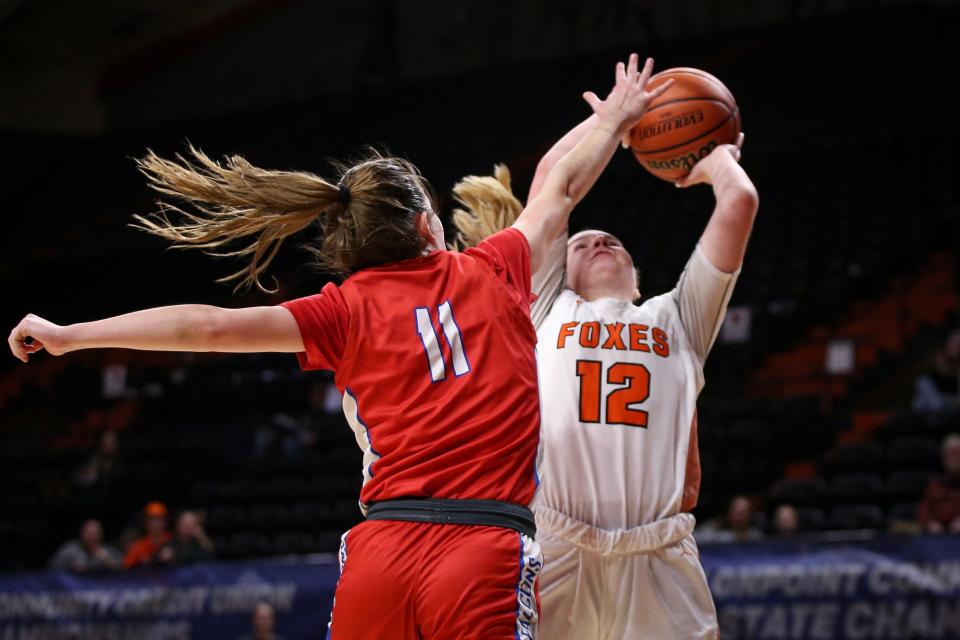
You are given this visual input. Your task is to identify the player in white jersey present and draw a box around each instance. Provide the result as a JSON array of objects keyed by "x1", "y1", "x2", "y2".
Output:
[{"x1": 452, "y1": 111, "x2": 757, "y2": 639}]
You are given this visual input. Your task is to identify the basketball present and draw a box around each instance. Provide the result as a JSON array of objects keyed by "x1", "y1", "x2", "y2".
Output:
[{"x1": 629, "y1": 67, "x2": 741, "y2": 182}]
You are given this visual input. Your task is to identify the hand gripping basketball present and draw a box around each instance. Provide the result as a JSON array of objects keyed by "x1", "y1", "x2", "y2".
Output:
[{"x1": 675, "y1": 132, "x2": 745, "y2": 189}]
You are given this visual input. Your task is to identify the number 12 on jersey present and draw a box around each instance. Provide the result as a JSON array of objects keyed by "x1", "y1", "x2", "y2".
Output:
[
  {"x1": 576, "y1": 360, "x2": 651, "y2": 427},
  {"x1": 415, "y1": 301, "x2": 471, "y2": 382}
]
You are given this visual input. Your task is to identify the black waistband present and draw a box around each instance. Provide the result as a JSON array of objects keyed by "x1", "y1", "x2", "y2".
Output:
[{"x1": 366, "y1": 498, "x2": 536, "y2": 539}]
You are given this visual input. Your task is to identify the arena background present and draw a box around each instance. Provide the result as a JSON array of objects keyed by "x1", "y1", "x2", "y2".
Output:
[{"x1": 1, "y1": 1, "x2": 959, "y2": 638}]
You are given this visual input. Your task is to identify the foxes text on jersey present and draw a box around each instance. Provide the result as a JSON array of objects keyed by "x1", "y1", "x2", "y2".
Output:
[{"x1": 534, "y1": 244, "x2": 737, "y2": 530}]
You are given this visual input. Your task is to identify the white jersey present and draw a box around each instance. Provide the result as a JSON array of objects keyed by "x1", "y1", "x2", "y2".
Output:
[{"x1": 533, "y1": 239, "x2": 738, "y2": 531}]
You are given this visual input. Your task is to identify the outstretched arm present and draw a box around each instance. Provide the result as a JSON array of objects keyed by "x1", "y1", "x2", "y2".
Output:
[
  {"x1": 513, "y1": 54, "x2": 672, "y2": 272},
  {"x1": 8, "y1": 305, "x2": 303, "y2": 362}
]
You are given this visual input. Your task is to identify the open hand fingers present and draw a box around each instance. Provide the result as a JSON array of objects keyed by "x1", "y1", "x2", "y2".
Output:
[
  {"x1": 582, "y1": 91, "x2": 602, "y2": 113},
  {"x1": 626, "y1": 53, "x2": 640, "y2": 83},
  {"x1": 637, "y1": 56, "x2": 654, "y2": 87},
  {"x1": 646, "y1": 78, "x2": 673, "y2": 102}
]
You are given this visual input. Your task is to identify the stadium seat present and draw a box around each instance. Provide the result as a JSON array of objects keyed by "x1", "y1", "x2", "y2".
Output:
[
  {"x1": 884, "y1": 471, "x2": 935, "y2": 502},
  {"x1": 826, "y1": 474, "x2": 883, "y2": 504},
  {"x1": 794, "y1": 507, "x2": 826, "y2": 531},
  {"x1": 887, "y1": 502, "x2": 920, "y2": 523},
  {"x1": 769, "y1": 477, "x2": 825, "y2": 507},
  {"x1": 826, "y1": 505, "x2": 885, "y2": 530},
  {"x1": 823, "y1": 443, "x2": 882, "y2": 475},
  {"x1": 884, "y1": 437, "x2": 940, "y2": 471}
]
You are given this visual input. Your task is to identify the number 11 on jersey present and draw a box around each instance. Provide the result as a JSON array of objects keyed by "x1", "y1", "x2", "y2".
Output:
[{"x1": 415, "y1": 301, "x2": 471, "y2": 382}]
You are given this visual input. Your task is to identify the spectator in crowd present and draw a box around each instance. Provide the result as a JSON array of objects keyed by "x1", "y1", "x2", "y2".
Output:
[
  {"x1": 919, "y1": 433, "x2": 960, "y2": 534},
  {"x1": 772, "y1": 504, "x2": 800, "y2": 537},
  {"x1": 72, "y1": 430, "x2": 126, "y2": 515},
  {"x1": 239, "y1": 602, "x2": 286, "y2": 640},
  {"x1": 253, "y1": 381, "x2": 329, "y2": 460},
  {"x1": 73, "y1": 429, "x2": 126, "y2": 490},
  {"x1": 914, "y1": 329, "x2": 960, "y2": 412},
  {"x1": 117, "y1": 526, "x2": 141, "y2": 556},
  {"x1": 123, "y1": 501, "x2": 172, "y2": 569},
  {"x1": 695, "y1": 495, "x2": 765, "y2": 543},
  {"x1": 157, "y1": 510, "x2": 215, "y2": 565},
  {"x1": 49, "y1": 519, "x2": 122, "y2": 572}
]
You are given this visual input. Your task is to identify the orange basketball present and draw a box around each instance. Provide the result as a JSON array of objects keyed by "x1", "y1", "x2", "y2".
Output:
[{"x1": 629, "y1": 67, "x2": 741, "y2": 182}]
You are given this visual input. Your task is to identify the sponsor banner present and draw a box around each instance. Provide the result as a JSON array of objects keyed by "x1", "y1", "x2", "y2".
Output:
[
  {"x1": 2, "y1": 536, "x2": 958, "y2": 639},
  {"x1": 701, "y1": 535, "x2": 960, "y2": 640},
  {"x1": 0, "y1": 556, "x2": 338, "y2": 639}
]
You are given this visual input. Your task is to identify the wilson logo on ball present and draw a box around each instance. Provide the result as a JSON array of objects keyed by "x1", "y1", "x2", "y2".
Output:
[{"x1": 646, "y1": 140, "x2": 719, "y2": 173}]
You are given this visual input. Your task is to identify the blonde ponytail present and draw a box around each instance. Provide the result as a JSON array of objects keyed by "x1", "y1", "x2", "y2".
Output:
[{"x1": 450, "y1": 164, "x2": 523, "y2": 250}]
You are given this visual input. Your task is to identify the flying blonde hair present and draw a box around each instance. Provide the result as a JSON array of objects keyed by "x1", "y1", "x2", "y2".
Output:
[
  {"x1": 450, "y1": 164, "x2": 523, "y2": 250},
  {"x1": 131, "y1": 145, "x2": 433, "y2": 293}
]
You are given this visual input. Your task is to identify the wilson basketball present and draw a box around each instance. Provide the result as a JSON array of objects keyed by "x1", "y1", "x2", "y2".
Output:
[{"x1": 629, "y1": 67, "x2": 741, "y2": 182}]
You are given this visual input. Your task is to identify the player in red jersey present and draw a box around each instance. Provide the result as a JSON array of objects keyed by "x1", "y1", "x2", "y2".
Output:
[{"x1": 9, "y1": 55, "x2": 672, "y2": 639}]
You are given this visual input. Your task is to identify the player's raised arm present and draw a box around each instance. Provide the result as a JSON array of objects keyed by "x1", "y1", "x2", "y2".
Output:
[
  {"x1": 671, "y1": 133, "x2": 759, "y2": 363},
  {"x1": 8, "y1": 305, "x2": 304, "y2": 362},
  {"x1": 450, "y1": 115, "x2": 600, "y2": 251},
  {"x1": 449, "y1": 116, "x2": 603, "y2": 326},
  {"x1": 678, "y1": 132, "x2": 759, "y2": 272},
  {"x1": 527, "y1": 115, "x2": 608, "y2": 325},
  {"x1": 513, "y1": 54, "x2": 672, "y2": 272},
  {"x1": 527, "y1": 114, "x2": 599, "y2": 204}
]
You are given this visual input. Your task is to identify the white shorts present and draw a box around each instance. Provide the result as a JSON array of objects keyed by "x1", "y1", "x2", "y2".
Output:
[{"x1": 536, "y1": 507, "x2": 718, "y2": 640}]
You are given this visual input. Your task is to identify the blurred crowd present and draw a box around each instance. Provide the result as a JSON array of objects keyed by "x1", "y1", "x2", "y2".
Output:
[
  {"x1": 53, "y1": 428, "x2": 960, "y2": 566},
  {"x1": 44, "y1": 380, "x2": 348, "y2": 573},
  {"x1": 45, "y1": 334, "x2": 960, "y2": 564},
  {"x1": 695, "y1": 430, "x2": 960, "y2": 544},
  {"x1": 49, "y1": 501, "x2": 214, "y2": 572}
]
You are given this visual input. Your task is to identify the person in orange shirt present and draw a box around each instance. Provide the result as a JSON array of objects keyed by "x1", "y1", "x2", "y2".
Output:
[{"x1": 123, "y1": 501, "x2": 172, "y2": 569}]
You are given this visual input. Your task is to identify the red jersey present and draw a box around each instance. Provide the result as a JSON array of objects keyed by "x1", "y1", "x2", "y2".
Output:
[{"x1": 281, "y1": 228, "x2": 541, "y2": 511}]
